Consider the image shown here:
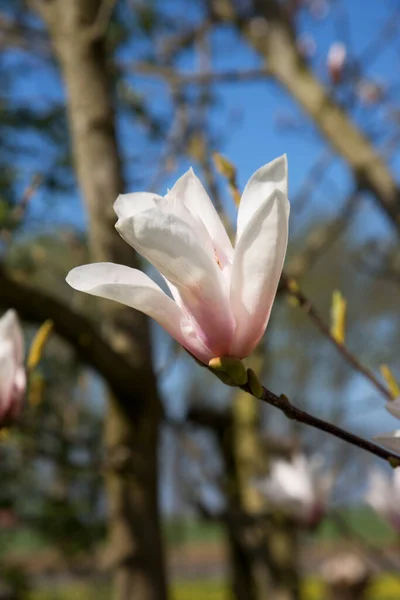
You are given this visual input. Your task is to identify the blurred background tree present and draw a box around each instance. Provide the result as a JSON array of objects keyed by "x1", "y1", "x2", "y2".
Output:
[{"x1": 1, "y1": 0, "x2": 400, "y2": 599}]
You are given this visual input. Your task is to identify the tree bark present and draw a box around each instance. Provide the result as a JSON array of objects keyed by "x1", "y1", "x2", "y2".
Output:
[
  {"x1": 230, "y1": 356, "x2": 300, "y2": 600},
  {"x1": 215, "y1": 0, "x2": 400, "y2": 235},
  {"x1": 191, "y1": 356, "x2": 300, "y2": 600},
  {"x1": 33, "y1": 2, "x2": 167, "y2": 598}
]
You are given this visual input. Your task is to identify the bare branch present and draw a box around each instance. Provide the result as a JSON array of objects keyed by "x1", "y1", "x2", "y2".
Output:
[
  {"x1": 130, "y1": 62, "x2": 271, "y2": 87},
  {"x1": 0, "y1": 264, "x2": 146, "y2": 403},
  {"x1": 85, "y1": 0, "x2": 117, "y2": 42},
  {"x1": 279, "y1": 274, "x2": 391, "y2": 400},
  {"x1": 288, "y1": 191, "x2": 359, "y2": 279},
  {"x1": 241, "y1": 382, "x2": 397, "y2": 464},
  {"x1": 218, "y1": 0, "x2": 400, "y2": 235}
]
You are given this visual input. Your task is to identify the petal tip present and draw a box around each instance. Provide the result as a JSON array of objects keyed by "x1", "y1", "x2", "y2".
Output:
[{"x1": 66, "y1": 265, "x2": 94, "y2": 292}]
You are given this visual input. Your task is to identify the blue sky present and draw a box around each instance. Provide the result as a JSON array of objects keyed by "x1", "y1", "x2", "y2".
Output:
[{"x1": 4, "y1": 0, "x2": 400, "y2": 510}]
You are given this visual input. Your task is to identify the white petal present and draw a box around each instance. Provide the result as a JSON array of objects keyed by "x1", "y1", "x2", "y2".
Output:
[
  {"x1": 116, "y1": 210, "x2": 234, "y2": 355},
  {"x1": 365, "y1": 469, "x2": 392, "y2": 513},
  {"x1": 171, "y1": 168, "x2": 233, "y2": 264},
  {"x1": 230, "y1": 189, "x2": 289, "y2": 357},
  {"x1": 386, "y1": 399, "x2": 400, "y2": 420},
  {"x1": 393, "y1": 468, "x2": 400, "y2": 495},
  {"x1": 237, "y1": 154, "x2": 288, "y2": 238},
  {"x1": 66, "y1": 263, "x2": 213, "y2": 364},
  {"x1": 373, "y1": 430, "x2": 400, "y2": 454},
  {"x1": 114, "y1": 192, "x2": 163, "y2": 220},
  {"x1": 0, "y1": 310, "x2": 24, "y2": 364}
]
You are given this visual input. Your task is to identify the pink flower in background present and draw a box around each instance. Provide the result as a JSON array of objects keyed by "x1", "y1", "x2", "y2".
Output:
[
  {"x1": 365, "y1": 468, "x2": 400, "y2": 531},
  {"x1": 327, "y1": 42, "x2": 347, "y2": 84},
  {"x1": 253, "y1": 454, "x2": 333, "y2": 527},
  {"x1": 67, "y1": 156, "x2": 289, "y2": 365},
  {"x1": 373, "y1": 397, "x2": 400, "y2": 453},
  {"x1": 0, "y1": 310, "x2": 26, "y2": 426}
]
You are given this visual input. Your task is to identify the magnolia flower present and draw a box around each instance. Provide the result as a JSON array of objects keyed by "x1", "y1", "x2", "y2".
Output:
[
  {"x1": 253, "y1": 454, "x2": 333, "y2": 527},
  {"x1": 373, "y1": 398, "x2": 400, "y2": 453},
  {"x1": 0, "y1": 310, "x2": 26, "y2": 425},
  {"x1": 365, "y1": 468, "x2": 400, "y2": 530},
  {"x1": 320, "y1": 553, "x2": 369, "y2": 591},
  {"x1": 67, "y1": 156, "x2": 289, "y2": 365},
  {"x1": 327, "y1": 42, "x2": 347, "y2": 84}
]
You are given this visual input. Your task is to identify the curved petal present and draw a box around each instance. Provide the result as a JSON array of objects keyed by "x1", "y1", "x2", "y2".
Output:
[
  {"x1": 66, "y1": 263, "x2": 213, "y2": 364},
  {"x1": 116, "y1": 211, "x2": 234, "y2": 356},
  {"x1": 230, "y1": 188, "x2": 289, "y2": 357},
  {"x1": 114, "y1": 192, "x2": 163, "y2": 220},
  {"x1": 6, "y1": 367, "x2": 26, "y2": 421},
  {"x1": 386, "y1": 399, "x2": 400, "y2": 420},
  {"x1": 373, "y1": 430, "x2": 400, "y2": 454},
  {"x1": 171, "y1": 168, "x2": 233, "y2": 266},
  {"x1": 0, "y1": 310, "x2": 24, "y2": 364},
  {"x1": 237, "y1": 154, "x2": 288, "y2": 239},
  {"x1": 0, "y1": 345, "x2": 16, "y2": 423}
]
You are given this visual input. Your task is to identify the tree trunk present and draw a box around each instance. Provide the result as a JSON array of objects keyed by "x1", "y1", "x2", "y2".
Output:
[
  {"x1": 34, "y1": 2, "x2": 167, "y2": 598},
  {"x1": 214, "y1": 0, "x2": 400, "y2": 234},
  {"x1": 222, "y1": 356, "x2": 300, "y2": 600}
]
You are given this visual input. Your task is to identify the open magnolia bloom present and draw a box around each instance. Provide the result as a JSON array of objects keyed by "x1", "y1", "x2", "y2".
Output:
[
  {"x1": 0, "y1": 310, "x2": 26, "y2": 426},
  {"x1": 67, "y1": 156, "x2": 289, "y2": 364},
  {"x1": 253, "y1": 454, "x2": 333, "y2": 527},
  {"x1": 373, "y1": 398, "x2": 400, "y2": 453},
  {"x1": 365, "y1": 468, "x2": 400, "y2": 530}
]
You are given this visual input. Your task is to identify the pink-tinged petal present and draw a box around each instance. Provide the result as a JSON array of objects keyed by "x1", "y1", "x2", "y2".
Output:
[
  {"x1": 373, "y1": 430, "x2": 400, "y2": 454},
  {"x1": 7, "y1": 367, "x2": 26, "y2": 420},
  {"x1": 0, "y1": 345, "x2": 16, "y2": 423},
  {"x1": 116, "y1": 210, "x2": 234, "y2": 356},
  {"x1": 230, "y1": 189, "x2": 289, "y2": 357},
  {"x1": 237, "y1": 155, "x2": 288, "y2": 238},
  {"x1": 66, "y1": 263, "x2": 212, "y2": 363},
  {"x1": 386, "y1": 399, "x2": 400, "y2": 420},
  {"x1": 114, "y1": 192, "x2": 163, "y2": 220},
  {"x1": 0, "y1": 310, "x2": 24, "y2": 364},
  {"x1": 171, "y1": 168, "x2": 233, "y2": 267}
]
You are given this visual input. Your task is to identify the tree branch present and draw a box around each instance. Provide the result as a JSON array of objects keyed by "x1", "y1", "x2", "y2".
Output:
[
  {"x1": 218, "y1": 0, "x2": 400, "y2": 234},
  {"x1": 240, "y1": 381, "x2": 398, "y2": 464},
  {"x1": 0, "y1": 264, "x2": 146, "y2": 402},
  {"x1": 279, "y1": 274, "x2": 391, "y2": 400},
  {"x1": 131, "y1": 62, "x2": 271, "y2": 86}
]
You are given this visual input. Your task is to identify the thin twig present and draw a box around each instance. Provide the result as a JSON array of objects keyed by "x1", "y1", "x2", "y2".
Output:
[
  {"x1": 287, "y1": 191, "x2": 359, "y2": 278},
  {"x1": 0, "y1": 173, "x2": 42, "y2": 243},
  {"x1": 280, "y1": 274, "x2": 391, "y2": 400},
  {"x1": 240, "y1": 381, "x2": 396, "y2": 464},
  {"x1": 130, "y1": 62, "x2": 271, "y2": 86}
]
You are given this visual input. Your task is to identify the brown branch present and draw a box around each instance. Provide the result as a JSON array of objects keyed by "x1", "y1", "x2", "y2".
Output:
[
  {"x1": 240, "y1": 382, "x2": 397, "y2": 464},
  {"x1": 279, "y1": 274, "x2": 391, "y2": 400},
  {"x1": 217, "y1": 0, "x2": 400, "y2": 235},
  {"x1": 130, "y1": 62, "x2": 271, "y2": 86},
  {"x1": 0, "y1": 174, "x2": 43, "y2": 243},
  {"x1": 291, "y1": 150, "x2": 334, "y2": 217},
  {"x1": 85, "y1": 0, "x2": 117, "y2": 41},
  {"x1": 159, "y1": 20, "x2": 212, "y2": 64},
  {"x1": 288, "y1": 191, "x2": 359, "y2": 279}
]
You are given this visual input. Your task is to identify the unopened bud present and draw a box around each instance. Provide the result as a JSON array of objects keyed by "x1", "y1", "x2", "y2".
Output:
[
  {"x1": 209, "y1": 356, "x2": 248, "y2": 386},
  {"x1": 213, "y1": 153, "x2": 237, "y2": 181},
  {"x1": 327, "y1": 42, "x2": 347, "y2": 85}
]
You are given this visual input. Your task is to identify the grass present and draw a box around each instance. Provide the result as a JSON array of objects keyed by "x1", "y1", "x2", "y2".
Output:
[
  {"x1": 2, "y1": 506, "x2": 394, "y2": 559},
  {"x1": 27, "y1": 575, "x2": 400, "y2": 600}
]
